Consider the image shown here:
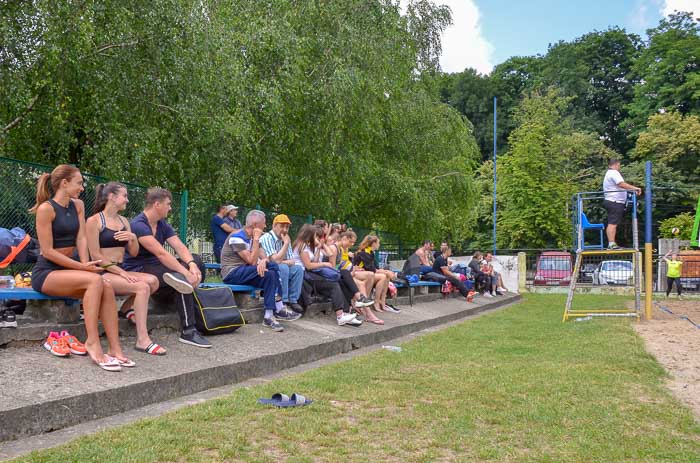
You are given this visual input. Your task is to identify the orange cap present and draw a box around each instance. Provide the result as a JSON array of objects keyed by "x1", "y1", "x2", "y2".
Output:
[{"x1": 273, "y1": 214, "x2": 291, "y2": 224}]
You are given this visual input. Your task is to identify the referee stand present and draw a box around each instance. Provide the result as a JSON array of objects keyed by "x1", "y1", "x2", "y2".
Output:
[{"x1": 563, "y1": 190, "x2": 642, "y2": 321}]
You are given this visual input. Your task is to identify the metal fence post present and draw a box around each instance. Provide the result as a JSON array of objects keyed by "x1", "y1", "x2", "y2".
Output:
[
  {"x1": 644, "y1": 162, "x2": 652, "y2": 321},
  {"x1": 180, "y1": 189, "x2": 189, "y2": 243}
]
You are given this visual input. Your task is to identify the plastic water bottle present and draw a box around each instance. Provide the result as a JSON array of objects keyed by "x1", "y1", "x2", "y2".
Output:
[
  {"x1": 0, "y1": 276, "x2": 15, "y2": 289},
  {"x1": 574, "y1": 316, "x2": 592, "y2": 322},
  {"x1": 381, "y1": 345, "x2": 402, "y2": 352}
]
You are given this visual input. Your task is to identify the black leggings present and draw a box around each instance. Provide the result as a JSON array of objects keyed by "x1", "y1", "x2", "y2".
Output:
[
  {"x1": 303, "y1": 272, "x2": 349, "y2": 312},
  {"x1": 141, "y1": 254, "x2": 206, "y2": 331},
  {"x1": 666, "y1": 277, "x2": 681, "y2": 296},
  {"x1": 338, "y1": 269, "x2": 360, "y2": 304}
]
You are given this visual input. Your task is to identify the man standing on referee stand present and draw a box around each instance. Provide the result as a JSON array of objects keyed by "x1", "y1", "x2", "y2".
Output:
[{"x1": 603, "y1": 159, "x2": 642, "y2": 249}]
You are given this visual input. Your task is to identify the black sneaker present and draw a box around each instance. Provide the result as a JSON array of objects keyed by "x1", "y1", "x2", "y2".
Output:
[
  {"x1": 383, "y1": 303, "x2": 401, "y2": 314},
  {"x1": 356, "y1": 295, "x2": 374, "y2": 308},
  {"x1": 289, "y1": 302, "x2": 304, "y2": 313},
  {"x1": 263, "y1": 317, "x2": 284, "y2": 332},
  {"x1": 0, "y1": 309, "x2": 17, "y2": 328},
  {"x1": 274, "y1": 307, "x2": 302, "y2": 321},
  {"x1": 179, "y1": 328, "x2": 212, "y2": 348},
  {"x1": 164, "y1": 272, "x2": 194, "y2": 294}
]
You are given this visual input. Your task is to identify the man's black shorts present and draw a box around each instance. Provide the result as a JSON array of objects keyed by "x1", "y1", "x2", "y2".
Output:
[{"x1": 604, "y1": 200, "x2": 625, "y2": 225}]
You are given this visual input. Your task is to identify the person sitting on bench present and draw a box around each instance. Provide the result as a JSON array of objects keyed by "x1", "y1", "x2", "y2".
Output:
[
  {"x1": 31, "y1": 164, "x2": 132, "y2": 371},
  {"x1": 221, "y1": 209, "x2": 302, "y2": 332},
  {"x1": 259, "y1": 213, "x2": 304, "y2": 313},
  {"x1": 121, "y1": 187, "x2": 211, "y2": 349},
  {"x1": 415, "y1": 240, "x2": 434, "y2": 274},
  {"x1": 86, "y1": 182, "x2": 165, "y2": 355},
  {"x1": 295, "y1": 224, "x2": 362, "y2": 327},
  {"x1": 468, "y1": 251, "x2": 491, "y2": 297},
  {"x1": 433, "y1": 245, "x2": 471, "y2": 301}
]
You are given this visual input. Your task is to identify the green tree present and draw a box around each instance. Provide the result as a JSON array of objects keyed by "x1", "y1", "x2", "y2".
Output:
[
  {"x1": 440, "y1": 68, "x2": 494, "y2": 160},
  {"x1": 538, "y1": 29, "x2": 641, "y2": 154},
  {"x1": 625, "y1": 12, "x2": 700, "y2": 137},
  {"x1": 659, "y1": 212, "x2": 695, "y2": 240},
  {"x1": 634, "y1": 112, "x2": 700, "y2": 181},
  {"x1": 0, "y1": 0, "x2": 479, "y2": 243},
  {"x1": 497, "y1": 89, "x2": 615, "y2": 248}
]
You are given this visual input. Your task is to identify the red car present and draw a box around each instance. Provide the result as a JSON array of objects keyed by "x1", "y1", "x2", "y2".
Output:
[{"x1": 533, "y1": 251, "x2": 573, "y2": 286}]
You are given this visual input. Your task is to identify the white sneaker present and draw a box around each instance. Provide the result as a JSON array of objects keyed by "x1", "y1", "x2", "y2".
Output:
[
  {"x1": 337, "y1": 312, "x2": 357, "y2": 326},
  {"x1": 483, "y1": 293, "x2": 493, "y2": 298},
  {"x1": 498, "y1": 287, "x2": 507, "y2": 293},
  {"x1": 346, "y1": 317, "x2": 363, "y2": 326},
  {"x1": 163, "y1": 272, "x2": 194, "y2": 294}
]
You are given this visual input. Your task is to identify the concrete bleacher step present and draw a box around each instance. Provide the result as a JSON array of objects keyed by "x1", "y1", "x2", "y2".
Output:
[
  {"x1": 0, "y1": 291, "x2": 444, "y2": 346},
  {"x1": 0, "y1": 294, "x2": 520, "y2": 443}
]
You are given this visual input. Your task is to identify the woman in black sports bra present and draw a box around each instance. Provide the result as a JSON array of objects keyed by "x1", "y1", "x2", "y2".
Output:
[
  {"x1": 86, "y1": 182, "x2": 165, "y2": 355},
  {"x1": 31, "y1": 165, "x2": 133, "y2": 371}
]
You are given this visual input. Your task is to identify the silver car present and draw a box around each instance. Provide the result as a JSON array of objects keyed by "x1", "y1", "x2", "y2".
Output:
[{"x1": 593, "y1": 260, "x2": 634, "y2": 286}]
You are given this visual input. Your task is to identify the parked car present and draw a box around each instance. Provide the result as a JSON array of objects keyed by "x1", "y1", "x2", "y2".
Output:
[
  {"x1": 579, "y1": 263, "x2": 597, "y2": 283},
  {"x1": 593, "y1": 260, "x2": 634, "y2": 286},
  {"x1": 533, "y1": 251, "x2": 572, "y2": 286}
]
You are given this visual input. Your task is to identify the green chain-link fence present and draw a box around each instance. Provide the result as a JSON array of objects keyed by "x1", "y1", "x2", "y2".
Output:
[
  {"x1": 0, "y1": 156, "x2": 184, "y2": 238},
  {"x1": 0, "y1": 157, "x2": 408, "y2": 266}
]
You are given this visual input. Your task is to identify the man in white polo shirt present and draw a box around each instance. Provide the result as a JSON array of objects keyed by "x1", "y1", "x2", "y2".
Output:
[{"x1": 603, "y1": 159, "x2": 641, "y2": 249}]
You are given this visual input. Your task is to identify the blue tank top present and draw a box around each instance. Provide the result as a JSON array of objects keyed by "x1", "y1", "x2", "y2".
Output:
[{"x1": 98, "y1": 212, "x2": 128, "y2": 249}]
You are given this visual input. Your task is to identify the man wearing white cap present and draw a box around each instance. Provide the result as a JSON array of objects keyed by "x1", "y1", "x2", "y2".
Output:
[{"x1": 224, "y1": 205, "x2": 242, "y2": 231}]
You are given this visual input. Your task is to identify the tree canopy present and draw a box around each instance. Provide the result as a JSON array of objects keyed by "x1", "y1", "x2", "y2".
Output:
[
  {"x1": 0, "y1": 0, "x2": 480, "y2": 243},
  {"x1": 440, "y1": 11, "x2": 699, "y2": 249}
]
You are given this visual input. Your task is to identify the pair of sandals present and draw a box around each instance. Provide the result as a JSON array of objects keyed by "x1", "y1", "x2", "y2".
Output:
[
  {"x1": 258, "y1": 393, "x2": 312, "y2": 408},
  {"x1": 94, "y1": 354, "x2": 136, "y2": 372}
]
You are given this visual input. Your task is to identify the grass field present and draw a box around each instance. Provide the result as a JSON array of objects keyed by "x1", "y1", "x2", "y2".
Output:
[{"x1": 13, "y1": 294, "x2": 700, "y2": 462}]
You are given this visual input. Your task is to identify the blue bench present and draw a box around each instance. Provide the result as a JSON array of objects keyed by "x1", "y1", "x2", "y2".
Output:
[
  {"x1": 198, "y1": 282, "x2": 261, "y2": 298},
  {"x1": 0, "y1": 287, "x2": 80, "y2": 324},
  {"x1": 0, "y1": 287, "x2": 77, "y2": 303}
]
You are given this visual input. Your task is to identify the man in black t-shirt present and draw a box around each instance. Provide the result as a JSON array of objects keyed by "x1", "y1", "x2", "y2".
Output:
[
  {"x1": 123, "y1": 188, "x2": 210, "y2": 349},
  {"x1": 433, "y1": 245, "x2": 470, "y2": 300}
]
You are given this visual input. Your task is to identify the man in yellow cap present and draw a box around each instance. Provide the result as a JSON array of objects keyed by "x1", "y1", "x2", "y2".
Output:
[{"x1": 259, "y1": 214, "x2": 305, "y2": 312}]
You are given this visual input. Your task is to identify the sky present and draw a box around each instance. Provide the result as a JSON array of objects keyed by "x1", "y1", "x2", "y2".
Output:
[{"x1": 434, "y1": 0, "x2": 700, "y2": 74}]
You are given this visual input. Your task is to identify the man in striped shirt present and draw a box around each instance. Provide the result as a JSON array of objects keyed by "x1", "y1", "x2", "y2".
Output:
[
  {"x1": 220, "y1": 210, "x2": 301, "y2": 332},
  {"x1": 259, "y1": 214, "x2": 304, "y2": 313}
]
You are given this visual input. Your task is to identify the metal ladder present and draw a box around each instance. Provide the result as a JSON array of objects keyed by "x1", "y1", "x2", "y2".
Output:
[{"x1": 563, "y1": 192, "x2": 641, "y2": 321}]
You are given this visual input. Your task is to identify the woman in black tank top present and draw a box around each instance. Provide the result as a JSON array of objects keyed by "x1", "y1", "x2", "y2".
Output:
[
  {"x1": 31, "y1": 165, "x2": 133, "y2": 371},
  {"x1": 86, "y1": 183, "x2": 166, "y2": 355}
]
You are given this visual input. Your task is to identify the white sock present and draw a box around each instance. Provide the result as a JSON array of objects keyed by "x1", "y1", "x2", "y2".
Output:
[
  {"x1": 264, "y1": 309, "x2": 273, "y2": 319},
  {"x1": 275, "y1": 300, "x2": 284, "y2": 311}
]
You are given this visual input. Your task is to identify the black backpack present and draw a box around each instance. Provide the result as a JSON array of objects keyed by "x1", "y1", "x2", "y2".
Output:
[{"x1": 192, "y1": 286, "x2": 245, "y2": 335}]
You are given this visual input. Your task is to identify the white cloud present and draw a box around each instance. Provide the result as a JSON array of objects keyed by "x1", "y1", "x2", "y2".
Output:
[
  {"x1": 627, "y1": 0, "x2": 653, "y2": 30},
  {"x1": 662, "y1": 0, "x2": 700, "y2": 16},
  {"x1": 400, "y1": 0, "x2": 494, "y2": 74},
  {"x1": 436, "y1": 0, "x2": 494, "y2": 74}
]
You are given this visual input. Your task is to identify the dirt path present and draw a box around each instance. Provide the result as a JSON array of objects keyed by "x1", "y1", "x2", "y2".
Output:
[{"x1": 633, "y1": 299, "x2": 700, "y2": 421}]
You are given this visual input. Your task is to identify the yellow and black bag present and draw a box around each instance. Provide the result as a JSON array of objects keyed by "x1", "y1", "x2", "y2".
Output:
[{"x1": 192, "y1": 286, "x2": 245, "y2": 335}]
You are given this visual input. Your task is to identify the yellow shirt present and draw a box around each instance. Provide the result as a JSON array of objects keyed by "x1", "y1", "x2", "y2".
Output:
[{"x1": 667, "y1": 260, "x2": 682, "y2": 278}]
